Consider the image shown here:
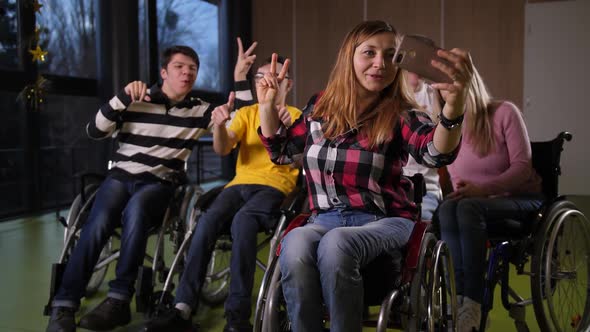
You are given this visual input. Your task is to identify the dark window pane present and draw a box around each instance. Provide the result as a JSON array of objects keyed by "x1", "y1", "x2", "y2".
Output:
[
  {"x1": 0, "y1": 0, "x2": 19, "y2": 70},
  {"x1": 156, "y1": 0, "x2": 220, "y2": 92},
  {"x1": 0, "y1": 90, "x2": 26, "y2": 216},
  {"x1": 36, "y1": 0, "x2": 97, "y2": 78},
  {"x1": 38, "y1": 94, "x2": 108, "y2": 209}
]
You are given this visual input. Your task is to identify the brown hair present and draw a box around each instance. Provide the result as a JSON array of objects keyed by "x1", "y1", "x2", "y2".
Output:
[
  {"x1": 312, "y1": 20, "x2": 415, "y2": 147},
  {"x1": 161, "y1": 45, "x2": 200, "y2": 69}
]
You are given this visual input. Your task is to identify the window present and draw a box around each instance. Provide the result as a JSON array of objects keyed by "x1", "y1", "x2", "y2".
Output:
[
  {"x1": 0, "y1": 90, "x2": 25, "y2": 216},
  {"x1": 0, "y1": 0, "x2": 102, "y2": 219},
  {"x1": 139, "y1": 0, "x2": 220, "y2": 92},
  {"x1": 0, "y1": 0, "x2": 18, "y2": 70},
  {"x1": 38, "y1": 94, "x2": 105, "y2": 210},
  {"x1": 36, "y1": 0, "x2": 97, "y2": 78}
]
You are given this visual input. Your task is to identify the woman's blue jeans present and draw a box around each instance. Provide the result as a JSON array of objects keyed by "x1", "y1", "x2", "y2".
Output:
[
  {"x1": 421, "y1": 191, "x2": 442, "y2": 221},
  {"x1": 53, "y1": 176, "x2": 174, "y2": 308},
  {"x1": 279, "y1": 209, "x2": 415, "y2": 332},
  {"x1": 438, "y1": 194, "x2": 543, "y2": 303}
]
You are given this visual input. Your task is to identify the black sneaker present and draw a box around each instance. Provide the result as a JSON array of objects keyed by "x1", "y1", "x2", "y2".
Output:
[
  {"x1": 46, "y1": 307, "x2": 76, "y2": 332},
  {"x1": 144, "y1": 307, "x2": 195, "y2": 332},
  {"x1": 78, "y1": 297, "x2": 131, "y2": 330}
]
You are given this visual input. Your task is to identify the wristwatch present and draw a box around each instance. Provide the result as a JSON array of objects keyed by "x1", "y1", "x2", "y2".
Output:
[{"x1": 438, "y1": 112, "x2": 464, "y2": 130}]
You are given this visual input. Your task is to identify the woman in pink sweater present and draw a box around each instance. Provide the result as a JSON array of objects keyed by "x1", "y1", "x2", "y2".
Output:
[{"x1": 437, "y1": 66, "x2": 543, "y2": 332}]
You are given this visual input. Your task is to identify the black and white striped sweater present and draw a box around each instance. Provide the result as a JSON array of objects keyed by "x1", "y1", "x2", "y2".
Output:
[{"x1": 86, "y1": 84, "x2": 215, "y2": 184}]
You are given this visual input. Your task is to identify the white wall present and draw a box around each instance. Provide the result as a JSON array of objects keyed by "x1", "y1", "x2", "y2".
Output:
[{"x1": 524, "y1": 0, "x2": 590, "y2": 195}]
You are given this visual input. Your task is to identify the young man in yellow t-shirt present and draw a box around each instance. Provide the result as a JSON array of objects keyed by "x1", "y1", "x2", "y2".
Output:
[{"x1": 145, "y1": 39, "x2": 301, "y2": 332}]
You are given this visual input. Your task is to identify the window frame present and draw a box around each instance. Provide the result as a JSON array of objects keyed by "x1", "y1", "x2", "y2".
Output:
[{"x1": 142, "y1": 0, "x2": 226, "y2": 104}]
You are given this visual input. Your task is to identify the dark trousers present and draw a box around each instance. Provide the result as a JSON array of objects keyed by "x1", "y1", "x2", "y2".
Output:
[
  {"x1": 53, "y1": 176, "x2": 174, "y2": 308},
  {"x1": 174, "y1": 184, "x2": 285, "y2": 326},
  {"x1": 438, "y1": 194, "x2": 543, "y2": 303}
]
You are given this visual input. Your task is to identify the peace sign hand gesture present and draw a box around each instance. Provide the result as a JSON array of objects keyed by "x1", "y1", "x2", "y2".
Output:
[
  {"x1": 234, "y1": 37, "x2": 258, "y2": 81},
  {"x1": 257, "y1": 53, "x2": 291, "y2": 138},
  {"x1": 256, "y1": 53, "x2": 290, "y2": 112}
]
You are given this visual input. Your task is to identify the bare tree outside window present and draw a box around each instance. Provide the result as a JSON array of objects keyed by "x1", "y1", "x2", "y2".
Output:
[
  {"x1": 0, "y1": 0, "x2": 18, "y2": 70},
  {"x1": 156, "y1": 0, "x2": 220, "y2": 92},
  {"x1": 37, "y1": 0, "x2": 97, "y2": 78}
]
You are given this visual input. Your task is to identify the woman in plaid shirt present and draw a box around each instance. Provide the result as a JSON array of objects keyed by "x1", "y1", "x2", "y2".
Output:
[{"x1": 257, "y1": 21, "x2": 473, "y2": 332}]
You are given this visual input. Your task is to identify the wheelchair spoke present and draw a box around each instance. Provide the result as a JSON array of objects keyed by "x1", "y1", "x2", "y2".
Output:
[
  {"x1": 200, "y1": 236, "x2": 232, "y2": 305},
  {"x1": 545, "y1": 210, "x2": 590, "y2": 332}
]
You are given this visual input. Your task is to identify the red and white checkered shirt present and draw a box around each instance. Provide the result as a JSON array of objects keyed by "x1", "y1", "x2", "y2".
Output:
[{"x1": 259, "y1": 103, "x2": 459, "y2": 221}]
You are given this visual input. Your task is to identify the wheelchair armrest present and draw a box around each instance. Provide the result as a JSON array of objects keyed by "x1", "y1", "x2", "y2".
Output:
[
  {"x1": 404, "y1": 221, "x2": 429, "y2": 270},
  {"x1": 275, "y1": 213, "x2": 311, "y2": 257},
  {"x1": 80, "y1": 173, "x2": 106, "y2": 203},
  {"x1": 280, "y1": 185, "x2": 308, "y2": 214},
  {"x1": 162, "y1": 171, "x2": 188, "y2": 186},
  {"x1": 409, "y1": 173, "x2": 426, "y2": 205},
  {"x1": 194, "y1": 185, "x2": 225, "y2": 211}
]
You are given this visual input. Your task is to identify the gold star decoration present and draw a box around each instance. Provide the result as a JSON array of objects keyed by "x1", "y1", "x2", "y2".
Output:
[
  {"x1": 29, "y1": 45, "x2": 48, "y2": 62},
  {"x1": 32, "y1": 0, "x2": 43, "y2": 13},
  {"x1": 17, "y1": 75, "x2": 50, "y2": 111}
]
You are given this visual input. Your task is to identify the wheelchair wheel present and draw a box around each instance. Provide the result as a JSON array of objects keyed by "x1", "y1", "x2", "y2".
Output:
[
  {"x1": 180, "y1": 185, "x2": 204, "y2": 227},
  {"x1": 200, "y1": 235, "x2": 232, "y2": 305},
  {"x1": 63, "y1": 183, "x2": 112, "y2": 296},
  {"x1": 254, "y1": 256, "x2": 279, "y2": 332},
  {"x1": 427, "y1": 241, "x2": 458, "y2": 332},
  {"x1": 531, "y1": 201, "x2": 590, "y2": 332},
  {"x1": 261, "y1": 261, "x2": 291, "y2": 332},
  {"x1": 407, "y1": 232, "x2": 457, "y2": 332}
]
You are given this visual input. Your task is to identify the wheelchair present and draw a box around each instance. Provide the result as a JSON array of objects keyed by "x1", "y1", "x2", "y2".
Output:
[
  {"x1": 43, "y1": 170, "x2": 200, "y2": 316},
  {"x1": 143, "y1": 174, "x2": 310, "y2": 315},
  {"x1": 254, "y1": 174, "x2": 459, "y2": 332},
  {"x1": 477, "y1": 131, "x2": 590, "y2": 332}
]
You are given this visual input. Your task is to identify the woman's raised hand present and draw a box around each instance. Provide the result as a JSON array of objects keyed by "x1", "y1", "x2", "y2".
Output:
[{"x1": 431, "y1": 48, "x2": 474, "y2": 118}]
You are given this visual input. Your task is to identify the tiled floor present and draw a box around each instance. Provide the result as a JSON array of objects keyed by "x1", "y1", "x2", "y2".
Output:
[{"x1": 1, "y1": 195, "x2": 588, "y2": 331}]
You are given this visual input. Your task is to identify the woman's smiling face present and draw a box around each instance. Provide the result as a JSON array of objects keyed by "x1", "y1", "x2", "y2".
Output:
[{"x1": 353, "y1": 32, "x2": 397, "y2": 99}]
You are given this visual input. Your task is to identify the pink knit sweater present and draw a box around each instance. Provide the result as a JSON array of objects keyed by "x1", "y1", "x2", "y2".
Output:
[{"x1": 447, "y1": 101, "x2": 542, "y2": 196}]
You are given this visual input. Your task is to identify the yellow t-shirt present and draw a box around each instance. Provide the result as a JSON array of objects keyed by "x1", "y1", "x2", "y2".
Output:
[{"x1": 225, "y1": 104, "x2": 302, "y2": 195}]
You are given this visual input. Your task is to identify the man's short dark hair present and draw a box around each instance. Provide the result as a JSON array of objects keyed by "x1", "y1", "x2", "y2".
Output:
[{"x1": 161, "y1": 45, "x2": 200, "y2": 69}]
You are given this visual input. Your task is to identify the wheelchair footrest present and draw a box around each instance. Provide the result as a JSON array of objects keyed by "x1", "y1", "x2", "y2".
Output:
[
  {"x1": 44, "y1": 263, "x2": 66, "y2": 316},
  {"x1": 135, "y1": 266, "x2": 154, "y2": 313}
]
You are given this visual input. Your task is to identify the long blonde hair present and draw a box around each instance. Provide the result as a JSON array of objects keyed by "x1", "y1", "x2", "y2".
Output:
[
  {"x1": 312, "y1": 20, "x2": 415, "y2": 148},
  {"x1": 464, "y1": 66, "x2": 496, "y2": 155}
]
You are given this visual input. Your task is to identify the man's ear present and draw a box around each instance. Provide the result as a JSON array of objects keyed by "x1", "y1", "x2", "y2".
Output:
[
  {"x1": 286, "y1": 78, "x2": 293, "y2": 92},
  {"x1": 160, "y1": 67, "x2": 168, "y2": 81}
]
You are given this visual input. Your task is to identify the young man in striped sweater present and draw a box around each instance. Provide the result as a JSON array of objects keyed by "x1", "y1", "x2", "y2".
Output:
[{"x1": 46, "y1": 45, "x2": 231, "y2": 332}]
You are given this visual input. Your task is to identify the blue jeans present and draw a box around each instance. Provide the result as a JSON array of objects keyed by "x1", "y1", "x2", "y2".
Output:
[
  {"x1": 421, "y1": 191, "x2": 442, "y2": 221},
  {"x1": 279, "y1": 209, "x2": 415, "y2": 332},
  {"x1": 53, "y1": 176, "x2": 174, "y2": 308},
  {"x1": 174, "y1": 184, "x2": 285, "y2": 326},
  {"x1": 438, "y1": 194, "x2": 543, "y2": 303}
]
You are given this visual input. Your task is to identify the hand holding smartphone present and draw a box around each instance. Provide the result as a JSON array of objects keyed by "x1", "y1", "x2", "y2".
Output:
[{"x1": 393, "y1": 35, "x2": 453, "y2": 84}]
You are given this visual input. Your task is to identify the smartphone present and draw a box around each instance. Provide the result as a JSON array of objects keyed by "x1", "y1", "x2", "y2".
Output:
[{"x1": 393, "y1": 35, "x2": 453, "y2": 84}]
